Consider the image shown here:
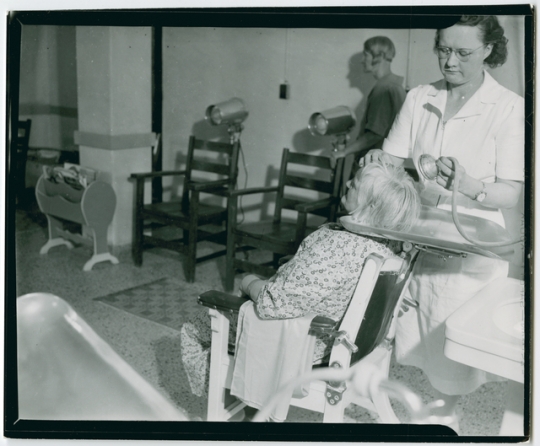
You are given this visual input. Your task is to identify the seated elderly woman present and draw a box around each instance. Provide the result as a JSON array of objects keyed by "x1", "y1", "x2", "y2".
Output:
[{"x1": 180, "y1": 160, "x2": 421, "y2": 399}]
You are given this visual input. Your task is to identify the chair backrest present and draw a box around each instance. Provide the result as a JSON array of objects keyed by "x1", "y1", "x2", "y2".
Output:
[
  {"x1": 350, "y1": 250, "x2": 418, "y2": 364},
  {"x1": 17, "y1": 119, "x2": 32, "y2": 154},
  {"x1": 323, "y1": 250, "x2": 418, "y2": 370},
  {"x1": 14, "y1": 120, "x2": 32, "y2": 195},
  {"x1": 181, "y1": 135, "x2": 241, "y2": 201},
  {"x1": 273, "y1": 148, "x2": 344, "y2": 223}
]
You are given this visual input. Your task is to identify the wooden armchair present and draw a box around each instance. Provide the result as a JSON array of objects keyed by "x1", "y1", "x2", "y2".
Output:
[
  {"x1": 130, "y1": 135, "x2": 240, "y2": 282},
  {"x1": 199, "y1": 247, "x2": 419, "y2": 422},
  {"x1": 15, "y1": 119, "x2": 32, "y2": 203},
  {"x1": 224, "y1": 148, "x2": 344, "y2": 291}
]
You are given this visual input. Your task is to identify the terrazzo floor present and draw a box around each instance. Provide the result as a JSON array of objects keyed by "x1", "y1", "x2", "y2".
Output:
[{"x1": 12, "y1": 199, "x2": 511, "y2": 438}]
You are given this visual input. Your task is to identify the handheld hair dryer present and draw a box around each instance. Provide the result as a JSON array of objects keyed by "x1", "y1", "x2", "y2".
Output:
[
  {"x1": 417, "y1": 154, "x2": 521, "y2": 248},
  {"x1": 417, "y1": 154, "x2": 441, "y2": 181}
]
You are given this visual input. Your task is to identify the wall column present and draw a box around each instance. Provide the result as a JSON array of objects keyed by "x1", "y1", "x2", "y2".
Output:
[{"x1": 75, "y1": 26, "x2": 153, "y2": 247}]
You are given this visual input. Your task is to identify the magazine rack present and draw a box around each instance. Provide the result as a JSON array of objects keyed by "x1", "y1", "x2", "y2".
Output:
[{"x1": 35, "y1": 168, "x2": 119, "y2": 271}]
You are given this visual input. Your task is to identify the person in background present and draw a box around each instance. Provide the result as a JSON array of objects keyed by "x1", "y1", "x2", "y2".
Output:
[
  {"x1": 330, "y1": 36, "x2": 406, "y2": 181},
  {"x1": 362, "y1": 16, "x2": 524, "y2": 434}
]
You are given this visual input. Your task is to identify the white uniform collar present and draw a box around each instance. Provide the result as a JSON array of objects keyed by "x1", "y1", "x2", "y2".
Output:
[{"x1": 426, "y1": 70, "x2": 501, "y2": 119}]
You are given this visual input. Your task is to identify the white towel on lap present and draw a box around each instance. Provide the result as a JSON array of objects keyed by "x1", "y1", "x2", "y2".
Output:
[{"x1": 230, "y1": 301, "x2": 316, "y2": 422}]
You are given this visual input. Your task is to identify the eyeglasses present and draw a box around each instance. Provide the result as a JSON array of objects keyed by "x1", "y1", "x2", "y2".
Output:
[{"x1": 435, "y1": 44, "x2": 486, "y2": 61}]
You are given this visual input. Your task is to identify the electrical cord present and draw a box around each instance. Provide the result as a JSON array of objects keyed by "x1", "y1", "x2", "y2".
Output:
[
  {"x1": 447, "y1": 156, "x2": 522, "y2": 248},
  {"x1": 236, "y1": 141, "x2": 249, "y2": 225},
  {"x1": 251, "y1": 362, "x2": 455, "y2": 426}
]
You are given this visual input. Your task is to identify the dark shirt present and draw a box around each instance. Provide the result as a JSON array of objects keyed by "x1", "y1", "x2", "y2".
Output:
[
  {"x1": 350, "y1": 73, "x2": 406, "y2": 178},
  {"x1": 362, "y1": 72, "x2": 406, "y2": 141}
]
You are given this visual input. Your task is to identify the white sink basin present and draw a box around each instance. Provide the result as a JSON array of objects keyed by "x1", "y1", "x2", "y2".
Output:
[
  {"x1": 17, "y1": 293, "x2": 188, "y2": 420},
  {"x1": 341, "y1": 205, "x2": 515, "y2": 260},
  {"x1": 444, "y1": 278, "x2": 525, "y2": 383},
  {"x1": 493, "y1": 299, "x2": 524, "y2": 340}
]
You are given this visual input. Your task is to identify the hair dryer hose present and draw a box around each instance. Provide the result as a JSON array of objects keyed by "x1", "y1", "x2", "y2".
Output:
[{"x1": 448, "y1": 157, "x2": 521, "y2": 247}]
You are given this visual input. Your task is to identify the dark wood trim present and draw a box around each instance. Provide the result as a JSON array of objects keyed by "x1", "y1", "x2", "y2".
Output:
[{"x1": 151, "y1": 25, "x2": 163, "y2": 203}]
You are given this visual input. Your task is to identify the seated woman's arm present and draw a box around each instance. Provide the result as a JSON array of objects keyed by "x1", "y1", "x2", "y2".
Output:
[{"x1": 241, "y1": 275, "x2": 267, "y2": 303}]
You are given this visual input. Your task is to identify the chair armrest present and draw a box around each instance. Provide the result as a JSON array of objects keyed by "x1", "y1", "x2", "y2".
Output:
[
  {"x1": 189, "y1": 179, "x2": 230, "y2": 192},
  {"x1": 295, "y1": 197, "x2": 338, "y2": 213},
  {"x1": 309, "y1": 315, "x2": 339, "y2": 335},
  {"x1": 199, "y1": 291, "x2": 338, "y2": 333},
  {"x1": 198, "y1": 290, "x2": 250, "y2": 313},
  {"x1": 228, "y1": 185, "x2": 280, "y2": 197},
  {"x1": 130, "y1": 170, "x2": 187, "y2": 181}
]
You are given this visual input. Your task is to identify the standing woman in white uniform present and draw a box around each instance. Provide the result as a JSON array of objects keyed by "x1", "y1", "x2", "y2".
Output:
[{"x1": 362, "y1": 15, "x2": 524, "y2": 432}]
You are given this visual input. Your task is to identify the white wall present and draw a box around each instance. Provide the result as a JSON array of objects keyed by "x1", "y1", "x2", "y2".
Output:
[
  {"x1": 19, "y1": 18, "x2": 524, "y2": 171},
  {"x1": 17, "y1": 20, "x2": 526, "y2": 272},
  {"x1": 160, "y1": 21, "x2": 525, "y2": 276},
  {"x1": 161, "y1": 19, "x2": 524, "y2": 195},
  {"x1": 19, "y1": 25, "x2": 78, "y2": 151},
  {"x1": 405, "y1": 16, "x2": 525, "y2": 95},
  {"x1": 162, "y1": 27, "x2": 409, "y2": 216}
]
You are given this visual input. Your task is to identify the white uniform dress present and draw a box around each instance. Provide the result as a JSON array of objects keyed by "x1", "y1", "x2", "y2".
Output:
[{"x1": 383, "y1": 71, "x2": 524, "y2": 395}]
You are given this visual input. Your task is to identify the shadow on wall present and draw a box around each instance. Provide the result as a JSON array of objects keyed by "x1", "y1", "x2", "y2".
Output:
[
  {"x1": 164, "y1": 119, "x2": 241, "y2": 203},
  {"x1": 191, "y1": 118, "x2": 228, "y2": 143},
  {"x1": 258, "y1": 164, "x2": 280, "y2": 221},
  {"x1": 291, "y1": 51, "x2": 377, "y2": 155}
]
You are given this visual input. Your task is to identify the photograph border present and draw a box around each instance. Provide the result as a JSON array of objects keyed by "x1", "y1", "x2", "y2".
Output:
[{"x1": 4, "y1": 4, "x2": 534, "y2": 442}]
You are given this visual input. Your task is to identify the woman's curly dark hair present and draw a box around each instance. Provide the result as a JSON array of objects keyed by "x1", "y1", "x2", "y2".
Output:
[{"x1": 435, "y1": 15, "x2": 508, "y2": 68}]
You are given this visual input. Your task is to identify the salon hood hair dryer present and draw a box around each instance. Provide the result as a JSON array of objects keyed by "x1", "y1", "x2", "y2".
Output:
[
  {"x1": 308, "y1": 106, "x2": 357, "y2": 152},
  {"x1": 205, "y1": 97, "x2": 249, "y2": 144},
  {"x1": 417, "y1": 154, "x2": 522, "y2": 248}
]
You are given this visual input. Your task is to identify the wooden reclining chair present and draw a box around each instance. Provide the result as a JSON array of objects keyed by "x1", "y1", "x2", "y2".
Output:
[
  {"x1": 199, "y1": 246, "x2": 419, "y2": 422},
  {"x1": 225, "y1": 148, "x2": 344, "y2": 291},
  {"x1": 15, "y1": 119, "x2": 32, "y2": 204},
  {"x1": 130, "y1": 135, "x2": 240, "y2": 282}
]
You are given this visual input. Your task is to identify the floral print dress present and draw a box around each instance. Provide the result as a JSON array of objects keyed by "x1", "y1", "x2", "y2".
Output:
[{"x1": 180, "y1": 223, "x2": 400, "y2": 397}]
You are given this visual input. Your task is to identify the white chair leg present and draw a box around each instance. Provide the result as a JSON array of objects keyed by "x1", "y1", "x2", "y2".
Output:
[
  {"x1": 40, "y1": 237, "x2": 74, "y2": 254},
  {"x1": 207, "y1": 309, "x2": 231, "y2": 421},
  {"x1": 322, "y1": 395, "x2": 347, "y2": 423},
  {"x1": 372, "y1": 389, "x2": 400, "y2": 423},
  {"x1": 348, "y1": 346, "x2": 400, "y2": 423},
  {"x1": 83, "y1": 252, "x2": 119, "y2": 272},
  {"x1": 369, "y1": 347, "x2": 400, "y2": 424}
]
